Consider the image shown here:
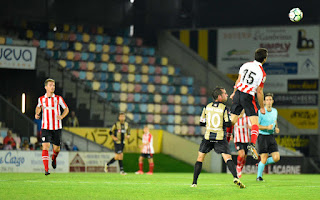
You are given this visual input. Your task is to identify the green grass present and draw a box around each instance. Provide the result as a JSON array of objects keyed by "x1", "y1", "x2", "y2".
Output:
[
  {"x1": 123, "y1": 153, "x2": 195, "y2": 172},
  {"x1": 1, "y1": 173, "x2": 320, "y2": 200}
]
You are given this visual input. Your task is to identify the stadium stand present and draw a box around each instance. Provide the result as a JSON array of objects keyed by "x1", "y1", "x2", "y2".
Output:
[{"x1": 1, "y1": 21, "x2": 209, "y2": 135}]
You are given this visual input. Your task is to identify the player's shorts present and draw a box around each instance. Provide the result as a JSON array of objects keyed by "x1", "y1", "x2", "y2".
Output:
[
  {"x1": 231, "y1": 90, "x2": 258, "y2": 116},
  {"x1": 258, "y1": 134, "x2": 279, "y2": 154},
  {"x1": 235, "y1": 142, "x2": 249, "y2": 154},
  {"x1": 114, "y1": 143, "x2": 125, "y2": 154},
  {"x1": 199, "y1": 138, "x2": 231, "y2": 154},
  {"x1": 141, "y1": 153, "x2": 153, "y2": 159},
  {"x1": 41, "y1": 129, "x2": 62, "y2": 146}
]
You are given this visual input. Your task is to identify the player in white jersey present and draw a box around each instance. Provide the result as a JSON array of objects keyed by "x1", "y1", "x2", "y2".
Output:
[
  {"x1": 230, "y1": 48, "x2": 268, "y2": 160},
  {"x1": 35, "y1": 78, "x2": 69, "y2": 175},
  {"x1": 233, "y1": 110, "x2": 251, "y2": 178},
  {"x1": 135, "y1": 126, "x2": 154, "y2": 175}
]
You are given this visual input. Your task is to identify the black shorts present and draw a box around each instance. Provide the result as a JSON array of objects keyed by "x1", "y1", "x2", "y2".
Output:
[
  {"x1": 141, "y1": 153, "x2": 153, "y2": 159},
  {"x1": 231, "y1": 90, "x2": 258, "y2": 116},
  {"x1": 258, "y1": 134, "x2": 279, "y2": 154},
  {"x1": 114, "y1": 143, "x2": 125, "y2": 154},
  {"x1": 235, "y1": 142, "x2": 249, "y2": 154},
  {"x1": 41, "y1": 129, "x2": 62, "y2": 146},
  {"x1": 199, "y1": 138, "x2": 231, "y2": 154}
]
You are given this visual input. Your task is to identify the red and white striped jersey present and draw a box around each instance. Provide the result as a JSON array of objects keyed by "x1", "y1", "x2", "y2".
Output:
[
  {"x1": 141, "y1": 133, "x2": 154, "y2": 154},
  {"x1": 37, "y1": 93, "x2": 68, "y2": 130},
  {"x1": 234, "y1": 114, "x2": 251, "y2": 143},
  {"x1": 236, "y1": 60, "x2": 266, "y2": 96}
]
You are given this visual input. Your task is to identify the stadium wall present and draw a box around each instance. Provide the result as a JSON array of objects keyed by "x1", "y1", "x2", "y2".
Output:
[
  {"x1": 62, "y1": 129, "x2": 112, "y2": 152},
  {"x1": 66, "y1": 128, "x2": 223, "y2": 172},
  {"x1": 65, "y1": 127, "x2": 163, "y2": 153},
  {"x1": 161, "y1": 131, "x2": 222, "y2": 173}
]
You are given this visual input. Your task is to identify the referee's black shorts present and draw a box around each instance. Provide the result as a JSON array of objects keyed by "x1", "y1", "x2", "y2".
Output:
[
  {"x1": 231, "y1": 90, "x2": 258, "y2": 116},
  {"x1": 258, "y1": 134, "x2": 279, "y2": 154}
]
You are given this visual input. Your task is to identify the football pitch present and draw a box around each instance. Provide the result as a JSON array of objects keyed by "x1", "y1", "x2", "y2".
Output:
[{"x1": 1, "y1": 173, "x2": 320, "y2": 200}]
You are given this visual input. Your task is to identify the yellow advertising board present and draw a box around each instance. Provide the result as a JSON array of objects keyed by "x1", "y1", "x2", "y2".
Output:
[
  {"x1": 277, "y1": 109, "x2": 318, "y2": 129},
  {"x1": 65, "y1": 127, "x2": 163, "y2": 153}
]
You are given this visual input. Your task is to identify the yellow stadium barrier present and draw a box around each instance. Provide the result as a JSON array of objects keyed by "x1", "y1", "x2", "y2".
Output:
[
  {"x1": 278, "y1": 108, "x2": 318, "y2": 129},
  {"x1": 65, "y1": 127, "x2": 163, "y2": 153}
]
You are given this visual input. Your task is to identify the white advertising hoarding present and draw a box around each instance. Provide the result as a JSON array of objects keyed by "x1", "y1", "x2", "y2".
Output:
[
  {"x1": 0, "y1": 45, "x2": 37, "y2": 70},
  {"x1": 69, "y1": 152, "x2": 118, "y2": 173},
  {"x1": 217, "y1": 26, "x2": 319, "y2": 92},
  {"x1": 0, "y1": 151, "x2": 117, "y2": 173},
  {"x1": 0, "y1": 151, "x2": 69, "y2": 173}
]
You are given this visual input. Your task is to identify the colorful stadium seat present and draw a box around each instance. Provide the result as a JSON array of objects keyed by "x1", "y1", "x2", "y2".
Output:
[{"x1": 154, "y1": 104, "x2": 161, "y2": 114}]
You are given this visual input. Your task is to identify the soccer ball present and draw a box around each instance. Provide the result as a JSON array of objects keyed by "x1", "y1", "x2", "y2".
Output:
[{"x1": 289, "y1": 8, "x2": 303, "y2": 22}]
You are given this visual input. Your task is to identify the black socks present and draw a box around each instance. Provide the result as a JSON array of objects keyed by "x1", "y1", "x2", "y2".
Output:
[
  {"x1": 226, "y1": 159, "x2": 238, "y2": 178},
  {"x1": 193, "y1": 161, "x2": 202, "y2": 184},
  {"x1": 118, "y1": 160, "x2": 124, "y2": 171},
  {"x1": 107, "y1": 157, "x2": 116, "y2": 166}
]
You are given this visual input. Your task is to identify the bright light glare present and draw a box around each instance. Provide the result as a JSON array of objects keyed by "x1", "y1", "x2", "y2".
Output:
[
  {"x1": 130, "y1": 25, "x2": 134, "y2": 36},
  {"x1": 22, "y1": 93, "x2": 26, "y2": 113}
]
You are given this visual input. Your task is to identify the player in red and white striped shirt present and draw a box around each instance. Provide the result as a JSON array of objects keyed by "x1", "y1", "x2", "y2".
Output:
[
  {"x1": 230, "y1": 48, "x2": 268, "y2": 160},
  {"x1": 233, "y1": 110, "x2": 252, "y2": 178},
  {"x1": 135, "y1": 126, "x2": 154, "y2": 175},
  {"x1": 35, "y1": 78, "x2": 69, "y2": 175}
]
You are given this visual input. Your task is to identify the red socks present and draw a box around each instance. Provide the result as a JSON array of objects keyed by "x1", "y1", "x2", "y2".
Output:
[
  {"x1": 149, "y1": 163, "x2": 154, "y2": 173},
  {"x1": 139, "y1": 162, "x2": 143, "y2": 171},
  {"x1": 139, "y1": 162, "x2": 154, "y2": 172},
  {"x1": 250, "y1": 124, "x2": 259, "y2": 144},
  {"x1": 237, "y1": 155, "x2": 246, "y2": 171},
  {"x1": 52, "y1": 149, "x2": 59, "y2": 160},
  {"x1": 42, "y1": 150, "x2": 49, "y2": 171},
  {"x1": 226, "y1": 125, "x2": 234, "y2": 143}
]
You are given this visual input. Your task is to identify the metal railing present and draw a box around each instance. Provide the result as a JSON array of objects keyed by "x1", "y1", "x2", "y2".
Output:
[{"x1": 0, "y1": 95, "x2": 37, "y2": 138}]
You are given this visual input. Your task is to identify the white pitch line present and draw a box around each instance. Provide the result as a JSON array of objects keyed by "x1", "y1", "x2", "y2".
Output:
[
  {"x1": 294, "y1": 186, "x2": 320, "y2": 188},
  {"x1": 20, "y1": 180, "x2": 228, "y2": 186},
  {"x1": 24, "y1": 180, "x2": 39, "y2": 182}
]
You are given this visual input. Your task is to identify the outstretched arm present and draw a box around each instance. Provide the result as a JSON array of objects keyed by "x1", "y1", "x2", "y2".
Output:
[{"x1": 230, "y1": 75, "x2": 241, "y2": 99}]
